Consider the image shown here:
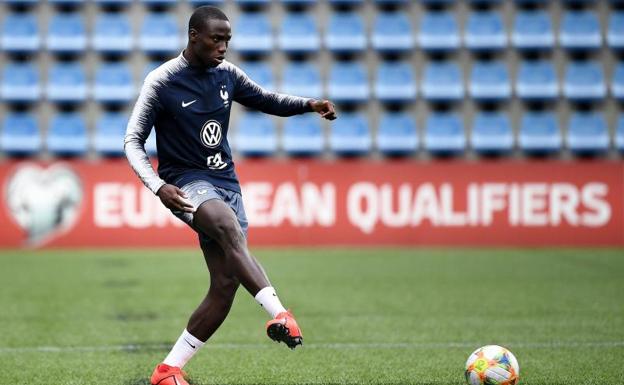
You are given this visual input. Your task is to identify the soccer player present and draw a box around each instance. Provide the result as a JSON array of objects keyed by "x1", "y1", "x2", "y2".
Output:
[{"x1": 124, "y1": 5, "x2": 336, "y2": 385}]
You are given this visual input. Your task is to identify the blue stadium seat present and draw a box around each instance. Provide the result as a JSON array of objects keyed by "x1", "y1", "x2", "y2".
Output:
[
  {"x1": 92, "y1": 13, "x2": 133, "y2": 53},
  {"x1": 325, "y1": 12, "x2": 366, "y2": 53},
  {"x1": 421, "y1": 61, "x2": 463, "y2": 101},
  {"x1": 519, "y1": 111, "x2": 561, "y2": 154},
  {"x1": 94, "y1": 112, "x2": 128, "y2": 156},
  {"x1": 469, "y1": 61, "x2": 511, "y2": 101},
  {"x1": 138, "y1": 13, "x2": 181, "y2": 54},
  {"x1": 231, "y1": 13, "x2": 272, "y2": 54},
  {"x1": 371, "y1": 12, "x2": 414, "y2": 53},
  {"x1": 516, "y1": 60, "x2": 558, "y2": 100},
  {"x1": 608, "y1": 12, "x2": 624, "y2": 50},
  {"x1": 48, "y1": 0, "x2": 85, "y2": 4},
  {"x1": 464, "y1": 11, "x2": 506, "y2": 51},
  {"x1": 235, "y1": 0, "x2": 270, "y2": 4},
  {"x1": 563, "y1": 61, "x2": 606, "y2": 101},
  {"x1": 141, "y1": 0, "x2": 177, "y2": 5},
  {"x1": 282, "y1": 0, "x2": 316, "y2": 4},
  {"x1": 3, "y1": 0, "x2": 38, "y2": 4},
  {"x1": 93, "y1": 62, "x2": 135, "y2": 104},
  {"x1": 327, "y1": 61, "x2": 369, "y2": 103},
  {"x1": 328, "y1": 0, "x2": 364, "y2": 5},
  {"x1": 47, "y1": 113, "x2": 89, "y2": 156},
  {"x1": 374, "y1": 62, "x2": 417, "y2": 103},
  {"x1": 612, "y1": 62, "x2": 624, "y2": 100},
  {"x1": 0, "y1": 113, "x2": 41, "y2": 155},
  {"x1": 239, "y1": 61, "x2": 275, "y2": 91},
  {"x1": 94, "y1": 0, "x2": 132, "y2": 4},
  {"x1": 278, "y1": 13, "x2": 320, "y2": 53},
  {"x1": 559, "y1": 11, "x2": 601, "y2": 51},
  {"x1": 421, "y1": 0, "x2": 454, "y2": 4},
  {"x1": 46, "y1": 62, "x2": 88, "y2": 103},
  {"x1": 424, "y1": 113, "x2": 466, "y2": 155},
  {"x1": 374, "y1": 0, "x2": 409, "y2": 4},
  {"x1": 616, "y1": 116, "x2": 624, "y2": 153},
  {"x1": 1, "y1": 13, "x2": 40, "y2": 53},
  {"x1": 418, "y1": 11, "x2": 460, "y2": 52},
  {"x1": 0, "y1": 62, "x2": 41, "y2": 103},
  {"x1": 567, "y1": 112, "x2": 609, "y2": 155},
  {"x1": 282, "y1": 114, "x2": 324, "y2": 156},
  {"x1": 471, "y1": 112, "x2": 514, "y2": 155},
  {"x1": 46, "y1": 13, "x2": 87, "y2": 53},
  {"x1": 329, "y1": 112, "x2": 371, "y2": 156},
  {"x1": 280, "y1": 62, "x2": 322, "y2": 99},
  {"x1": 234, "y1": 113, "x2": 278, "y2": 157},
  {"x1": 188, "y1": 0, "x2": 225, "y2": 4},
  {"x1": 376, "y1": 112, "x2": 418, "y2": 156},
  {"x1": 512, "y1": 10, "x2": 554, "y2": 51}
]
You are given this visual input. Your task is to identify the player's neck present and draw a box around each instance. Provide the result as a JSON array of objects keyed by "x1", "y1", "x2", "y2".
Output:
[{"x1": 182, "y1": 48, "x2": 204, "y2": 68}]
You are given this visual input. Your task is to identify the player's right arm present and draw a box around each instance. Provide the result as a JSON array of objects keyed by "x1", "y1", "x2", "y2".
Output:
[{"x1": 124, "y1": 74, "x2": 194, "y2": 213}]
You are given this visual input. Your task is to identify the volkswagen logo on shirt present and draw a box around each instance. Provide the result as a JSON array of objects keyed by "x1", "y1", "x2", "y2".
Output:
[{"x1": 200, "y1": 120, "x2": 222, "y2": 148}]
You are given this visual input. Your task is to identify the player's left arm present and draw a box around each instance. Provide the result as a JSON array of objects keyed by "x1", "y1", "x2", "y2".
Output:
[{"x1": 231, "y1": 65, "x2": 337, "y2": 120}]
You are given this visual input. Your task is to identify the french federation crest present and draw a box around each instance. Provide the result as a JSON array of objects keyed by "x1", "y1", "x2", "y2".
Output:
[{"x1": 200, "y1": 119, "x2": 222, "y2": 148}]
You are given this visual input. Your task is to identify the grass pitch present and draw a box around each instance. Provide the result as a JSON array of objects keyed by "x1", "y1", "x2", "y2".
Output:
[{"x1": 0, "y1": 248, "x2": 622, "y2": 385}]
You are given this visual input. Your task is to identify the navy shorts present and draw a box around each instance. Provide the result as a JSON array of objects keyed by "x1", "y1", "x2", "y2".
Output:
[{"x1": 171, "y1": 180, "x2": 249, "y2": 244}]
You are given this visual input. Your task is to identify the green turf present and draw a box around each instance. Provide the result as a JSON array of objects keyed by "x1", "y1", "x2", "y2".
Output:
[{"x1": 0, "y1": 248, "x2": 623, "y2": 385}]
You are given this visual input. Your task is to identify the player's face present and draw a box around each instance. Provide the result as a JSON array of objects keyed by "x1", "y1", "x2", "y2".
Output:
[{"x1": 191, "y1": 19, "x2": 232, "y2": 68}]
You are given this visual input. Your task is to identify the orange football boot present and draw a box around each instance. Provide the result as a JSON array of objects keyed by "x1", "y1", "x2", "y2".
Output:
[
  {"x1": 266, "y1": 310, "x2": 303, "y2": 349},
  {"x1": 150, "y1": 363, "x2": 189, "y2": 385}
]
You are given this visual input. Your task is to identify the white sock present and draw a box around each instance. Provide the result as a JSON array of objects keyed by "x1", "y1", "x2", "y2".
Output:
[
  {"x1": 162, "y1": 329, "x2": 205, "y2": 368},
  {"x1": 254, "y1": 286, "x2": 287, "y2": 318}
]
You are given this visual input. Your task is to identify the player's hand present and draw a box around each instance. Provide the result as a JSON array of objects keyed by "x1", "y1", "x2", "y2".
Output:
[
  {"x1": 156, "y1": 184, "x2": 195, "y2": 213},
  {"x1": 309, "y1": 99, "x2": 337, "y2": 121}
]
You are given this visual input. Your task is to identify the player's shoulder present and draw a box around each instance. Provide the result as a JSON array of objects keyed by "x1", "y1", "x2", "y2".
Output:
[
  {"x1": 144, "y1": 55, "x2": 187, "y2": 88},
  {"x1": 218, "y1": 60, "x2": 244, "y2": 78}
]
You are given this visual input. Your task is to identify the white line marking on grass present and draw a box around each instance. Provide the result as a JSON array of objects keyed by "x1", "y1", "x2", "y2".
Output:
[{"x1": 0, "y1": 341, "x2": 623, "y2": 354}]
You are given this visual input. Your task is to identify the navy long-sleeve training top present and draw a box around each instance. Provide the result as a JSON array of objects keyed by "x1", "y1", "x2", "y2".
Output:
[{"x1": 124, "y1": 53, "x2": 313, "y2": 194}]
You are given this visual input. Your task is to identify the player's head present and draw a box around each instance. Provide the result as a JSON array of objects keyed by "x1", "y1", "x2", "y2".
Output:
[{"x1": 187, "y1": 6, "x2": 231, "y2": 68}]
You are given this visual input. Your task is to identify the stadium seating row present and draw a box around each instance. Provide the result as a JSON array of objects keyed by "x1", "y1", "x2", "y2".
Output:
[
  {"x1": 2, "y1": 60, "x2": 623, "y2": 104},
  {"x1": 4, "y1": 0, "x2": 622, "y2": 6},
  {"x1": 1, "y1": 111, "x2": 622, "y2": 157},
  {"x1": 3, "y1": 0, "x2": 412, "y2": 5},
  {"x1": 2, "y1": 10, "x2": 623, "y2": 54}
]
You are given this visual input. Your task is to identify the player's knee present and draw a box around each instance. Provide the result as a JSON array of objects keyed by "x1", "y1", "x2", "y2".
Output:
[{"x1": 213, "y1": 218, "x2": 244, "y2": 248}]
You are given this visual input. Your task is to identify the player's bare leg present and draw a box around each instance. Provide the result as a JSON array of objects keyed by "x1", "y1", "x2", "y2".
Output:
[
  {"x1": 151, "y1": 242, "x2": 241, "y2": 385},
  {"x1": 193, "y1": 199, "x2": 303, "y2": 348},
  {"x1": 193, "y1": 199, "x2": 269, "y2": 294},
  {"x1": 186, "y1": 241, "x2": 240, "y2": 341}
]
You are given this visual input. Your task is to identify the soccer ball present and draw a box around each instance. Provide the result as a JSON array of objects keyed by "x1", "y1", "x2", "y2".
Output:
[{"x1": 464, "y1": 345, "x2": 520, "y2": 385}]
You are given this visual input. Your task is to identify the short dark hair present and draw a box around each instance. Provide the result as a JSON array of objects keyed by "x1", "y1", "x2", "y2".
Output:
[{"x1": 188, "y1": 6, "x2": 229, "y2": 33}]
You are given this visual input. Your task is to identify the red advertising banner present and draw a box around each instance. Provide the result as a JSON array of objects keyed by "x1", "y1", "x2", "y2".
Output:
[{"x1": 0, "y1": 159, "x2": 622, "y2": 248}]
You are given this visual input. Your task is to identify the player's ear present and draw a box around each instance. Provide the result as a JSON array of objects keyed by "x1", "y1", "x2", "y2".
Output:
[{"x1": 189, "y1": 28, "x2": 199, "y2": 43}]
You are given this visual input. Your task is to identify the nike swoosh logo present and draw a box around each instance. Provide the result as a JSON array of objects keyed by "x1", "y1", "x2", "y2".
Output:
[
  {"x1": 184, "y1": 339, "x2": 196, "y2": 349},
  {"x1": 197, "y1": 189, "x2": 208, "y2": 195},
  {"x1": 182, "y1": 100, "x2": 197, "y2": 108}
]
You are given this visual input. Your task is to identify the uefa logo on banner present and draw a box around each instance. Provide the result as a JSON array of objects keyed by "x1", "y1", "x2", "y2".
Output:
[{"x1": 4, "y1": 163, "x2": 83, "y2": 246}]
